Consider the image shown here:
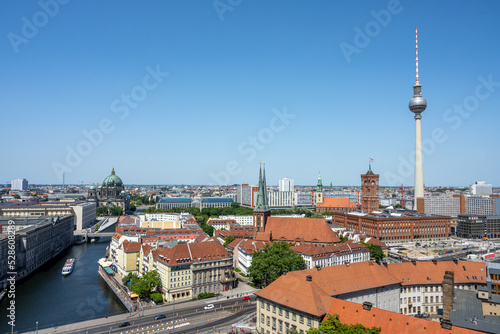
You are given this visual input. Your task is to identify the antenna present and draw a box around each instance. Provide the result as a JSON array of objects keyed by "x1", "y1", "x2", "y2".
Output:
[{"x1": 415, "y1": 27, "x2": 419, "y2": 84}]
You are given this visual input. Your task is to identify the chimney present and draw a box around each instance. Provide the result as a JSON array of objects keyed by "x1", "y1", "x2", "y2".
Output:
[
  {"x1": 345, "y1": 261, "x2": 350, "y2": 267},
  {"x1": 306, "y1": 275, "x2": 312, "y2": 282},
  {"x1": 316, "y1": 265, "x2": 321, "y2": 271},
  {"x1": 442, "y1": 271, "x2": 455, "y2": 321},
  {"x1": 411, "y1": 260, "x2": 416, "y2": 265},
  {"x1": 453, "y1": 258, "x2": 458, "y2": 264},
  {"x1": 432, "y1": 259, "x2": 437, "y2": 265},
  {"x1": 441, "y1": 319, "x2": 452, "y2": 330},
  {"x1": 362, "y1": 302, "x2": 373, "y2": 311},
  {"x1": 383, "y1": 261, "x2": 388, "y2": 267},
  {"x1": 283, "y1": 269, "x2": 288, "y2": 276}
]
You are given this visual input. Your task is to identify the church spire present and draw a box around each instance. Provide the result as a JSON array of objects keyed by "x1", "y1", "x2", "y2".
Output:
[
  {"x1": 317, "y1": 172, "x2": 323, "y2": 193},
  {"x1": 255, "y1": 163, "x2": 269, "y2": 211}
]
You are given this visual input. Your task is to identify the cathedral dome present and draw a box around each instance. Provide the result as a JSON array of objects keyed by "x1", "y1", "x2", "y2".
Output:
[{"x1": 102, "y1": 168, "x2": 124, "y2": 188}]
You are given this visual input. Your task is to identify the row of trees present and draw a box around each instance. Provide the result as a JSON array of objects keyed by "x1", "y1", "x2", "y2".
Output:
[{"x1": 96, "y1": 206, "x2": 123, "y2": 216}]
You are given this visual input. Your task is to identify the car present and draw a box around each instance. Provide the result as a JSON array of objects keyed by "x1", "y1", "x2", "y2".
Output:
[
  {"x1": 154, "y1": 314, "x2": 166, "y2": 320},
  {"x1": 119, "y1": 322, "x2": 131, "y2": 328},
  {"x1": 204, "y1": 304, "x2": 215, "y2": 310},
  {"x1": 242, "y1": 296, "x2": 250, "y2": 301}
]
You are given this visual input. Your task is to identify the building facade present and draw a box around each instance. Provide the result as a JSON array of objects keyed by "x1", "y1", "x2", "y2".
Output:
[
  {"x1": 332, "y1": 211, "x2": 451, "y2": 241},
  {"x1": 279, "y1": 178, "x2": 294, "y2": 192},
  {"x1": 11, "y1": 178, "x2": 28, "y2": 191},
  {"x1": 457, "y1": 215, "x2": 500, "y2": 239}
]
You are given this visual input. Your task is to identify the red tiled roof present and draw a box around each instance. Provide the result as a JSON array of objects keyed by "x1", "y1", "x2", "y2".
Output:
[
  {"x1": 385, "y1": 261, "x2": 487, "y2": 286},
  {"x1": 317, "y1": 197, "x2": 357, "y2": 208},
  {"x1": 263, "y1": 217, "x2": 340, "y2": 244},
  {"x1": 255, "y1": 273, "x2": 333, "y2": 317},
  {"x1": 329, "y1": 298, "x2": 482, "y2": 334},
  {"x1": 238, "y1": 239, "x2": 267, "y2": 255},
  {"x1": 122, "y1": 240, "x2": 141, "y2": 253}
]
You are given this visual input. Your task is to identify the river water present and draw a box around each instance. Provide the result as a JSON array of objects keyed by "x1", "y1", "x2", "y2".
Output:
[{"x1": 0, "y1": 239, "x2": 127, "y2": 333}]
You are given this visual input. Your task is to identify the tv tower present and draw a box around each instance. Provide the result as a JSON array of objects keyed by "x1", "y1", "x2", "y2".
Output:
[{"x1": 408, "y1": 27, "x2": 427, "y2": 210}]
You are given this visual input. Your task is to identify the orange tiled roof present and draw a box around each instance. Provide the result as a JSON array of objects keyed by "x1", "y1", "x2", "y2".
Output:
[
  {"x1": 238, "y1": 239, "x2": 267, "y2": 255},
  {"x1": 291, "y1": 261, "x2": 401, "y2": 296},
  {"x1": 263, "y1": 217, "x2": 340, "y2": 244},
  {"x1": 329, "y1": 298, "x2": 482, "y2": 334},
  {"x1": 255, "y1": 273, "x2": 333, "y2": 317},
  {"x1": 317, "y1": 197, "x2": 357, "y2": 208},
  {"x1": 122, "y1": 240, "x2": 141, "y2": 253},
  {"x1": 385, "y1": 261, "x2": 487, "y2": 286}
]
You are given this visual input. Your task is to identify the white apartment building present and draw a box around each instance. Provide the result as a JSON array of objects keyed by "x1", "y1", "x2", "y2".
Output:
[
  {"x1": 267, "y1": 191, "x2": 295, "y2": 208},
  {"x1": 71, "y1": 202, "x2": 97, "y2": 230},
  {"x1": 218, "y1": 215, "x2": 253, "y2": 226},
  {"x1": 11, "y1": 179, "x2": 28, "y2": 191},
  {"x1": 279, "y1": 178, "x2": 294, "y2": 192},
  {"x1": 422, "y1": 196, "x2": 461, "y2": 217},
  {"x1": 471, "y1": 181, "x2": 492, "y2": 195},
  {"x1": 466, "y1": 196, "x2": 495, "y2": 216}
]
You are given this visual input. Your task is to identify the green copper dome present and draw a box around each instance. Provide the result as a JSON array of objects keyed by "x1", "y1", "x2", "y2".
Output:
[
  {"x1": 89, "y1": 185, "x2": 96, "y2": 190},
  {"x1": 102, "y1": 167, "x2": 124, "y2": 187}
]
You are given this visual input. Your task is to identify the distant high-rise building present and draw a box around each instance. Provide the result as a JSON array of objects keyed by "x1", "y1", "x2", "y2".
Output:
[
  {"x1": 361, "y1": 164, "x2": 379, "y2": 213},
  {"x1": 278, "y1": 177, "x2": 294, "y2": 192},
  {"x1": 11, "y1": 178, "x2": 28, "y2": 191},
  {"x1": 408, "y1": 27, "x2": 427, "y2": 211},
  {"x1": 471, "y1": 181, "x2": 492, "y2": 196},
  {"x1": 416, "y1": 196, "x2": 461, "y2": 217},
  {"x1": 465, "y1": 196, "x2": 495, "y2": 216}
]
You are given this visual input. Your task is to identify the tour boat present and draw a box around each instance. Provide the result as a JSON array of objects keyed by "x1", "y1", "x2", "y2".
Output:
[{"x1": 62, "y1": 258, "x2": 76, "y2": 276}]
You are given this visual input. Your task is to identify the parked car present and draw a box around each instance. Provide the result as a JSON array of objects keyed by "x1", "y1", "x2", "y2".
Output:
[
  {"x1": 242, "y1": 296, "x2": 250, "y2": 301},
  {"x1": 119, "y1": 322, "x2": 130, "y2": 328},
  {"x1": 204, "y1": 304, "x2": 215, "y2": 310},
  {"x1": 154, "y1": 314, "x2": 166, "y2": 320}
]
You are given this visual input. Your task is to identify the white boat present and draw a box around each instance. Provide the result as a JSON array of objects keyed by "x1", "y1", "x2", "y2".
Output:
[{"x1": 62, "y1": 258, "x2": 76, "y2": 276}]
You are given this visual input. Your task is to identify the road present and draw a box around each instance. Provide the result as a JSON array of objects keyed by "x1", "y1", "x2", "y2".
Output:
[{"x1": 34, "y1": 297, "x2": 256, "y2": 334}]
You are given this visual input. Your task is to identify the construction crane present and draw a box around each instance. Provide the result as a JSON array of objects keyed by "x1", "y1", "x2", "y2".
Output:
[
  {"x1": 78, "y1": 181, "x2": 91, "y2": 193},
  {"x1": 401, "y1": 184, "x2": 404, "y2": 209}
]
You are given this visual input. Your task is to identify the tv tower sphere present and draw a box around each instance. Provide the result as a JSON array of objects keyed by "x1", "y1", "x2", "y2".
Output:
[{"x1": 409, "y1": 86, "x2": 427, "y2": 114}]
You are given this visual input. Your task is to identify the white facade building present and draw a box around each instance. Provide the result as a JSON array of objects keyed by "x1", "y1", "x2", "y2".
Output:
[
  {"x1": 471, "y1": 181, "x2": 492, "y2": 195},
  {"x1": 218, "y1": 215, "x2": 253, "y2": 226},
  {"x1": 11, "y1": 179, "x2": 28, "y2": 191},
  {"x1": 267, "y1": 191, "x2": 295, "y2": 208},
  {"x1": 279, "y1": 178, "x2": 294, "y2": 192},
  {"x1": 422, "y1": 196, "x2": 461, "y2": 217},
  {"x1": 71, "y1": 202, "x2": 97, "y2": 230},
  {"x1": 466, "y1": 196, "x2": 495, "y2": 216}
]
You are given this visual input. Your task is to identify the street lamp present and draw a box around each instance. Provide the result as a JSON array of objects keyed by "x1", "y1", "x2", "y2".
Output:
[{"x1": 35, "y1": 321, "x2": 38, "y2": 334}]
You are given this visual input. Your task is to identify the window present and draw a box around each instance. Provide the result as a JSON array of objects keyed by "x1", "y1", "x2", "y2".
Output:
[
  {"x1": 267, "y1": 316, "x2": 270, "y2": 326},
  {"x1": 307, "y1": 318, "x2": 312, "y2": 326},
  {"x1": 300, "y1": 315, "x2": 304, "y2": 324},
  {"x1": 292, "y1": 313, "x2": 296, "y2": 321},
  {"x1": 279, "y1": 308, "x2": 282, "y2": 316},
  {"x1": 417, "y1": 296, "x2": 421, "y2": 302},
  {"x1": 279, "y1": 321, "x2": 283, "y2": 332},
  {"x1": 285, "y1": 311, "x2": 289, "y2": 319},
  {"x1": 261, "y1": 316, "x2": 264, "y2": 324},
  {"x1": 273, "y1": 305, "x2": 276, "y2": 313},
  {"x1": 272, "y1": 318, "x2": 276, "y2": 329},
  {"x1": 261, "y1": 301, "x2": 264, "y2": 309},
  {"x1": 267, "y1": 303, "x2": 270, "y2": 311}
]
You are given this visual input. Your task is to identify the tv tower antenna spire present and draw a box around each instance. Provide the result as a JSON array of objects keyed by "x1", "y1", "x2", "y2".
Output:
[{"x1": 415, "y1": 27, "x2": 419, "y2": 84}]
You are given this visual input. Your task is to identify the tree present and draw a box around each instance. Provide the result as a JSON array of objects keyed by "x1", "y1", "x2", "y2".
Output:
[
  {"x1": 200, "y1": 223, "x2": 214, "y2": 237},
  {"x1": 94, "y1": 223, "x2": 100, "y2": 232},
  {"x1": 96, "y1": 206, "x2": 109, "y2": 216},
  {"x1": 132, "y1": 270, "x2": 161, "y2": 298},
  {"x1": 150, "y1": 292, "x2": 163, "y2": 303},
  {"x1": 122, "y1": 272, "x2": 140, "y2": 286},
  {"x1": 307, "y1": 314, "x2": 380, "y2": 334},
  {"x1": 223, "y1": 235, "x2": 236, "y2": 248},
  {"x1": 339, "y1": 235, "x2": 349, "y2": 243},
  {"x1": 231, "y1": 202, "x2": 240, "y2": 209},
  {"x1": 129, "y1": 203, "x2": 136, "y2": 212},
  {"x1": 363, "y1": 243, "x2": 385, "y2": 263},
  {"x1": 248, "y1": 241, "x2": 306, "y2": 287},
  {"x1": 312, "y1": 212, "x2": 325, "y2": 218},
  {"x1": 13, "y1": 194, "x2": 21, "y2": 199},
  {"x1": 109, "y1": 206, "x2": 123, "y2": 216}
]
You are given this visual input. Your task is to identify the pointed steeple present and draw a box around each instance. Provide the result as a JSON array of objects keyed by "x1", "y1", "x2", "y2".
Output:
[
  {"x1": 317, "y1": 172, "x2": 323, "y2": 193},
  {"x1": 255, "y1": 163, "x2": 269, "y2": 211}
]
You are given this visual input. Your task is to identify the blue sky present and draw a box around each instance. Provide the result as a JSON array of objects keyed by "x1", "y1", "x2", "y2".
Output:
[{"x1": 1, "y1": 1, "x2": 499, "y2": 187}]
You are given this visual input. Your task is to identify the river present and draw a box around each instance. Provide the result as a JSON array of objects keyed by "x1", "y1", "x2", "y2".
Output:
[{"x1": 0, "y1": 239, "x2": 127, "y2": 333}]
